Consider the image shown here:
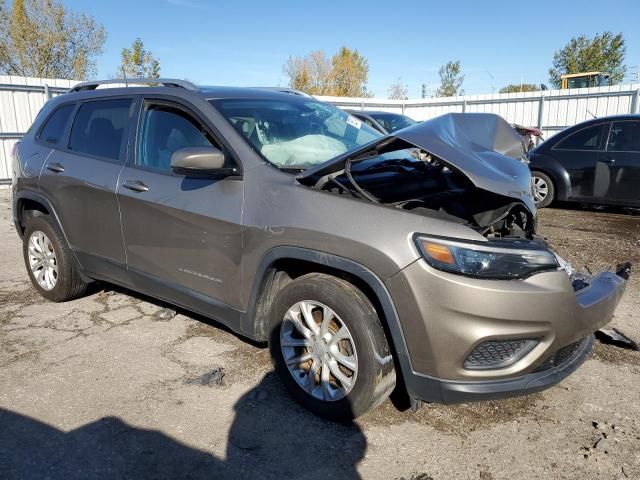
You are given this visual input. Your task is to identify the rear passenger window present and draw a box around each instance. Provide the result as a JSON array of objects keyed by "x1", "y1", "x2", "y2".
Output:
[
  {"x1": 136, "y1": 104, "x2": 215, "y2": 172},
  {"x1": 555, "y1": 124, "x2": 605, "y2": 151},
  {"x1": 607, "y1": 121, "x2": 640, "y2": 152},
  {"x1": 38, "y1": 104, "x2": 75, "y2": 145},
  {"x1": 68, "y1": 98, "x2": 133, "y2": 161}
]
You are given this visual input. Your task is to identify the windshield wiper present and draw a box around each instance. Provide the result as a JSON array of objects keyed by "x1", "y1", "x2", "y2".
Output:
[{"x1": 278, "y1": 165, "x2": 308, "y2": 173}]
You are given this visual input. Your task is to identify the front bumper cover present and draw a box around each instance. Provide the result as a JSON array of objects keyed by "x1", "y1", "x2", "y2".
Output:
[
  {"x1": 405, "y1": 334, "x2": 593, "y2": 404},
  {"x1": 387, "y1": 259, "x2": 629, "y2": 403}
]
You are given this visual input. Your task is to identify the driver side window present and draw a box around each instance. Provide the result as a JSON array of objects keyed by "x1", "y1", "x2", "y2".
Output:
[{"x1": 136, "y1": 103, "x2": 216, "y2": 172}]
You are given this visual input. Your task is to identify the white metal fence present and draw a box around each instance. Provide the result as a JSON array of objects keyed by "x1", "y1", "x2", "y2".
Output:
[
  {"x1": 1, "y1": 76, "x2": 639, "y2": 183},
  {"x1": 319, "y1": 83, "x2": 640, "y2": 139},
  {"x1": 0, "y1": 76, "x2": 76, "y2": 183}
]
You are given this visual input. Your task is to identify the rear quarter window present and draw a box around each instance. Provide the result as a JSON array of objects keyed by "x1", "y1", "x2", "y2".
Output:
[
  {"x1": 68, "y1": 98, "x2": 133, "y2": 161},
  {"x1": 554, "y1": 123, "x2": 606, "y2": 151},
  {"x1": 37, "y1": 103, "x2": 75, "y2": 145}
]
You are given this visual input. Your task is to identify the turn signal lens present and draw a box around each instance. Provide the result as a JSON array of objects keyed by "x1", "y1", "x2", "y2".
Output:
[
  {"x1": 422, "y1": 242, "x2": 455, "y2": 265},
  {"x1": 415, "y1": 235, "x2": 559, "y2": 279}
]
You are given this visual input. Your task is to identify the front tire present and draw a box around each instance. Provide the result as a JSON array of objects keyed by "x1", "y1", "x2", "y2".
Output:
[
  {"x1": 22, "y1": 214, "x2": 89, "y2": 302},
  {"x1": 268, "y1": 273, "x2": 396, "y2": 421},
  {"x1": 531, "y1": 171, "x2": 555, "y2": 208}
]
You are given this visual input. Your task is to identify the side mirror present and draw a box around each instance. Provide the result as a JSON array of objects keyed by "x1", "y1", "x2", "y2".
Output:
[{"x1": 171, "y1": 147, "x2": 237, "y2": 177}]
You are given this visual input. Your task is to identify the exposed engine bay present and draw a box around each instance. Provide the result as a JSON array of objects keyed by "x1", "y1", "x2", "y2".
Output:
[
  {"x1": 295, "y1": 112, "x2": 631, "y2": 290},
  {"x1": 297, "y1": 112, "x2": 538, "y2": 240},
  {"x1": 313, "y1": 148, "x2": 536, "y2": 240}
]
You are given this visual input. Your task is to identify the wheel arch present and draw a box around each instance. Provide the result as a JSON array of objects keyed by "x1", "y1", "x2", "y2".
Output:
[
  {"x1": 241, "y1": 247, "x2": 412, "y2": 387},
  {"x1": 14, "y1": 191, "x2": 58, "y2": 237},
  {"x1": 529, "y1": 154, "x2": 571, "y2": 201},
  {"x1": 13, "y1": 190, "x2": 89, "y2": 280}
]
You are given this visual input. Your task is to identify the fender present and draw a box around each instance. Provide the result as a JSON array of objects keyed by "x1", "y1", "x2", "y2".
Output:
[
  {"x1": 528, "y1": 153, "x2": 572, "y2": 201},
  {"x1": 241, "y1": 246, "x2": 413, "y2": 373}
]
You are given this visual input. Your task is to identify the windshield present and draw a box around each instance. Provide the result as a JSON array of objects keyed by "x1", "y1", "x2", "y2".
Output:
[
  {"x1": 211, "y1": 98, "x2": 381, "y2": 168},
  {"x1": 369, "y1": 113, "x2": 417, "y2": 133}
]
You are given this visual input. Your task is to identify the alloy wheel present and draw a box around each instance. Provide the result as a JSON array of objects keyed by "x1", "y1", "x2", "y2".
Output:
[
  {"x1": 532, "y1": 175, "x2": 549, "y2": 204},
  {"x1": 28, "y1": 230, "x2": 58, "y2": 290},
  {"x1": 280, "y1": 300, "x2": 358, "y2": 401}
]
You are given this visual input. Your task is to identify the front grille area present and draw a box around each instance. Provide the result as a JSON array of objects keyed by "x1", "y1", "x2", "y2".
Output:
[
  {"x1": 533, "y1": 338, "x2": 585, "y2": 373},
  {"x1": 464, "y1": 339, "x2": 539, "y2": 370}
]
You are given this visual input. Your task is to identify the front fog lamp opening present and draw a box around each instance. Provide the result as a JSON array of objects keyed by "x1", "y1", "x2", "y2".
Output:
[
  {"x1": 416, "y1": 236, "x2": 559, "y2": 279},
  {"x1": 464, "y1": 338, "x2": 540, "y2": 370}
]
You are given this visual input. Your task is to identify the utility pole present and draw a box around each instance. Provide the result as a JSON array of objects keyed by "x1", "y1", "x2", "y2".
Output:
[{"x1": 486, "y1": 71, "x2": 495, "y2": 93}]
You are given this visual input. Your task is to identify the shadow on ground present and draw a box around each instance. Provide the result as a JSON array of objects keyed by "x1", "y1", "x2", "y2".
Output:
[
  {"x1": 0, "y1": 373, "x2": 366, "y2": 480},
  {"x1": 550, "y1": 201, "x2": 640, "y2": 216}
]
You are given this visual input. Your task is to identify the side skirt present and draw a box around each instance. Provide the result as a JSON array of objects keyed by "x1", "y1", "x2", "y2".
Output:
[{"x1": 76, "y1": 251, "x2": 244, "y2": 337}]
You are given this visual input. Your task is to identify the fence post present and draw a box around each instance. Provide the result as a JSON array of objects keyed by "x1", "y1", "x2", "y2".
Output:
[
  {"x1": 631, "y1": 88, "x2": 640, "y2": 114},
  {"x1": 401, "y1": 102, "x2": 405, "y2": 115},
  {"x1": 535, "y1": 93, "x2": 546, "y2": 146},
  {"x1": 44, "y1": 83, "x2": 52, "y2": 100},
  {"x1": 462, "y1": 100, "x2": 467, "y2": 113}
]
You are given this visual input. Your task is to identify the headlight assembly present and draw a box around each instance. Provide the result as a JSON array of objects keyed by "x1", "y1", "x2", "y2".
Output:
[{"x1": 414, "y1": 235, "x2": 559, "y2": 279}]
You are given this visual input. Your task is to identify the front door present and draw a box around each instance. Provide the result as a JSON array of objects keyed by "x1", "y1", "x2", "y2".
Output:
[
  {"x1": 551, "y1": 122, "x2": 608, "y2": 200},
  {"x1": 602, "y1": 120, "x2": 640, "y2": 206},
  {"x1": 117, "y1": 99, "x2": 244, "y2": 311}
]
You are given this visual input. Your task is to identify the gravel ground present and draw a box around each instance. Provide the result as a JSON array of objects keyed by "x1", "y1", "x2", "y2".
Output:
[{"x1": 0, "y1": 189, "x2": 639, "y2": 480}]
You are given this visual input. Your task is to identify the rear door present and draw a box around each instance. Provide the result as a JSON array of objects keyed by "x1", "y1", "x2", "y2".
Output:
[
  {"x1": 550, "y1": 122, "x2": 608, "y2": 200},
  {"x1": 38, "y1": 97, "x2": 135, "y2": 279},
  {"x1": 603, "y1": 120, "x2": 640, "y2": 206},
  {"x1": 116, "y1": 98, "x2": 244, "y2": 310}
]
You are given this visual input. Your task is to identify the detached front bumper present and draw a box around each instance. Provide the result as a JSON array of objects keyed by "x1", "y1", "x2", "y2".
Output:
[{"x1": 386, "y1": 260, "x2": 628, "y2": 403}]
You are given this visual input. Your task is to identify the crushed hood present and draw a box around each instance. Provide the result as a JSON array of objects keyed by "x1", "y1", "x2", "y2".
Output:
[{"x1": 298, "y1": 113, "x2": 536, "y2": 213}]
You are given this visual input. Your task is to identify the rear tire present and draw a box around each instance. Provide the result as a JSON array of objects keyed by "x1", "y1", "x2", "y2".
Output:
[
  {"x1": 22, "y1": 214, "x2": 89, "y2": 302},
  {"x1": 531, "y1": 171, "x2": 555, "y2": 208},
  {"x1": 268, "y1": 273, "x2": 396, "y2": 421}
]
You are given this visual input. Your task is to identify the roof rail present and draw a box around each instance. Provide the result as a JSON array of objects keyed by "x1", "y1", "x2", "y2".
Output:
[
  {"x1": 68, "y1": 78, "x2": 199, "y2": 93},
  {"x1": 254, "y1": 87, "x2": 312, "y2": 97}
]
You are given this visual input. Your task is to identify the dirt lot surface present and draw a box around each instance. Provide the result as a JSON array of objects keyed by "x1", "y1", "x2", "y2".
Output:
[{"x1": 1, "y1": 189, "x2": 639, "y2": 480}]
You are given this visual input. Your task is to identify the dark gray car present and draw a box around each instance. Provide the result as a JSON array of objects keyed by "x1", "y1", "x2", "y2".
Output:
[
  {"x1": 345, "y1": 109, "x2": 417, "y2": 134},
  {"x1": 12, "y1": 79, "x2": 630, "y2": 420}
]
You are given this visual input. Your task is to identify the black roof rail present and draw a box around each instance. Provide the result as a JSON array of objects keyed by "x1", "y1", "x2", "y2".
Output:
[
  {"x1": 253, "y1": 87, "x2": 312, "y2": 97},
  {"x1": 68, "y1": 78, "x2": 199, "y2": 93}
]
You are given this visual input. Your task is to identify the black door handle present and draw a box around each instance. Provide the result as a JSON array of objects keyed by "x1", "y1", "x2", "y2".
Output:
[
  {"x1": 45, "y1": 162, "x2": 64, "y2": 173},
  {"x1": 598, "y1": 157, "x2": 615, "y2": 164},
  {"x1": 122, "y1": 180, "x2": 149, "y2": 192}
]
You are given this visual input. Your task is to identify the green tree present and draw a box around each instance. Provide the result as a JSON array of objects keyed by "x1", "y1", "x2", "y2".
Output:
[
  {"x1": 330, "y1": 46, "x2": 370, "y2": 97},
  {"x1": 387, "y1": 78, "x2": 408, "y2": 100},
  {"x1": 284, "y1": 47, "x2": 370, "y2": 97},
  {"x1": 499, "y1": 83, "x2": 539, "y2": 94},
  {"x1": 549, "y1": 32, "x2": 626, "y2": 88},
  {"x1": 435, "y1": 61, "x2": 464, "y2": 97},
  {"x1": 119, "y1": 38, "x2": 160, "y2": 79},
  {"x1": 283, "y1": 50, "x2": 331, "y2": 95},
  {"x1": 0, "y1": 0, "x2": 106, "y2": 79}
]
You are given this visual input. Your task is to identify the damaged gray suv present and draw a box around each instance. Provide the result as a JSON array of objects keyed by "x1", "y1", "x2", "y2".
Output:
[{"x1": 12, "y1": 79, "x2": 630, "y2": 420}]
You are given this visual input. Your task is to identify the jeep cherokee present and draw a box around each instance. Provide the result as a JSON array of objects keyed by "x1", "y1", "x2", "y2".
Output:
[{"x1": 12, "y1": 79, "x2": 630, "y2": 420}]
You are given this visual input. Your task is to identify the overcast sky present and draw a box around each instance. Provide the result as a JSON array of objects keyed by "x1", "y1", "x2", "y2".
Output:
[{"x1": 62, "y1": 0, "x2": 640, "y2": 97}]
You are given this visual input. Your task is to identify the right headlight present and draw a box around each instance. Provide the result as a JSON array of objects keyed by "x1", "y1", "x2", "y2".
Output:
[{"x1": 414, "y1": 235, "x2": 559, "y2": 279}]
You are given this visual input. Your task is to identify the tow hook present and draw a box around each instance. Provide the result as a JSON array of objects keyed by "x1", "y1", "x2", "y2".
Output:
[{"x1": 616, "y1": 262, "x2": 632, "y2": 280}]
